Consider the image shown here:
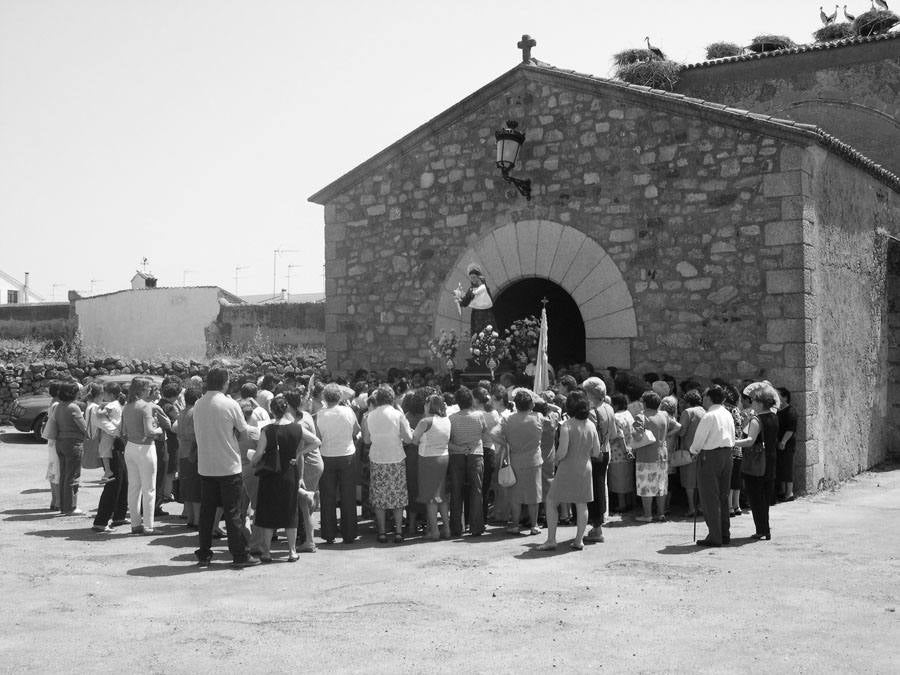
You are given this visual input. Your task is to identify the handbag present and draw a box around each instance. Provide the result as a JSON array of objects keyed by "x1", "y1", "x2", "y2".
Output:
[
  {"x1": 497, "y1": 449, "x2": 516, "y2": 488},
  {"x1": 669, "y1": 448, "x2": 694, "y2": 468},
  {"x1": 741, "y1": 443, "x2": 766, "y2": 477},
  {"x1": 630, "y1": 428, "x2": 656, "y2": 449},
  {"x1": 254, "y1": 429, "x2": 282, "y2": 477}
]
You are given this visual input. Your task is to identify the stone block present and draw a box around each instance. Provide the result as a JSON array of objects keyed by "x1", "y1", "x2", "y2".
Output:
[
  {"x1": 585, "y1": 338, "x2": 631, "y2": 368},
  {"x1": 447, "y1": 213, "x2": 468, "y2": 228},
  {"x1": 764, "y1": 318, "x2": 802, "y2": 345},
  {"x1": 584, "y1": 306, "x2": 637, "y2": 338},
  {"x1": 516, "y1": 219, "x2": 540, "y2": 277},
  {"x1": 571, "y1": 254, "x2": 621, "y2": 306},
  {"x1": 766, "y1": 269, "x2": 804, "y2": 294},
  {"x1": 581, "y1": 281, "x2": 634, "y2": 323},
  {"x1": 676, "y1": 261, "x2": 698, "y2": 278},
  {"x1": 549, "y1": 228, "x2": 587, "y2": 285},
  {"x1": 609, "y1": 229, "x2": 635, "y2": 243},
  {"x1": 685, "y1": 278, "x2": 713, "y2": 291},
  {"x1": 764, "y1": 221, "x2": 804, "y2": 246},
  {"x1": 534, "y1": 221, "x2": 564, "y2": 278},
  {"x1": 494, "y1": 224, "x2": 523, "y2": 280},
  {"x1": 475, "y1": 231, "x2": 509, "y2": 283},
  {"x1": 366, "y1": 204, "x2": 386, "y2": 216},
  {"x1": 644, "y1": 186, "x2": 658, "y2": 199},
  {"x1": 784, "y1": 343, "x2": 819, "y2": 368},
  {"x1": 562, "y1": 240, "x2": 603, "y2": 291}
]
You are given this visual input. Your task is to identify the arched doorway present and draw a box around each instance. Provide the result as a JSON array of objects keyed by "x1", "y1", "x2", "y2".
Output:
[{"x1": 493, "y1": 278, "x2": 585, "y2": 367}]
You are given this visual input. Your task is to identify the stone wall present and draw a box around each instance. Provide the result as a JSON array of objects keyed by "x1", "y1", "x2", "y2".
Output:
[
  {"x1": 803, "y1": 147, "x2": 900, "y2": 488},
  {"x1": 0, "y1": 303, "x2": 75, "y2": 340},
  {"x1": 887, "y1": 240, "x2": 900, "y2": 458},
  {"x1": 214, "y1": 302, "x2": 325, "y2": 350},
  {"x1": 675, "y1": 38, "x2": 900, "y2": 175},
  {"x1": 0, "y1": 349, "x2": 326, "y2": 423}
]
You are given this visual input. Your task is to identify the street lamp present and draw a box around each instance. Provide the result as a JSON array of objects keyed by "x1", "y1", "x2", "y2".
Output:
[{"x1": 494, "y1": 120, "x2": 531, "y2": 200}]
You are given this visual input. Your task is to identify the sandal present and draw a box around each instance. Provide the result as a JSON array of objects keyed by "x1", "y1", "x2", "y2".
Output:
[
  {"x1": 529, "y1": 526, "x2": 541, "y2": 535},
  {"x1": 569, "y1": 541, "x2": 585, "y2": 551},
  {"x1": 287, "y1": 553, "x2": 299, "y2": 563}
]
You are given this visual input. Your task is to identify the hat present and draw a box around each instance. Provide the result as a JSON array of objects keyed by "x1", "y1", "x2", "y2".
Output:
[
  {"x1": 466, "y1": 263, "x2": 483, "y2": 277},
  {"x1": 652, "y1": 380, "x2": 670, "y2": 397}
]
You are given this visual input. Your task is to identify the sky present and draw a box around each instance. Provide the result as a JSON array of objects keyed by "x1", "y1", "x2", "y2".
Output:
[{"x1": 0, "y1": 0, "x2": 827, "y2": 300}]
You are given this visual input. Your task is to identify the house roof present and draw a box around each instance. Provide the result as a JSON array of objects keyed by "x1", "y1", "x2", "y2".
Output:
[
  {"x1": 0, "y1": 269, "x2": 46, "y2": 301},
  {"x1": 132, "y1": 270, "x2": 157, "y2": 280},
  {"x1": 309, "y1": 59, "x2": 900, "y2": 203},
  {"x1": 241, "y1": 291, "x2": 326, "y2": 305},
  {"x1": 683, "y1": 30, "x2": 900, "y2": 70},
  {"x1": 75, "y1": 286, "x2": 244, "y2": 304}
]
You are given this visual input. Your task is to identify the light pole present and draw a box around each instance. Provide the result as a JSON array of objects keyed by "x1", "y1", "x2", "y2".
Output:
[
  {"x1": 273, "y1": 247, "x2": 299, "y2": 296},
  {"x1": 234, "y1": 265, "x2": 250, "y2": 295}
]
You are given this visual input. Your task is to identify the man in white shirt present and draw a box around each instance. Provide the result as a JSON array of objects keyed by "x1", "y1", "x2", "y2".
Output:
[
  {"x1": 316, "y1": 383, "x2": 361, "y2": 543},
  {"x1": 193, "y1": 366, "x2": 259, "y2": 568},
  {"x1": 689, "y1": 384, "x2": 736, "y2": 547}
]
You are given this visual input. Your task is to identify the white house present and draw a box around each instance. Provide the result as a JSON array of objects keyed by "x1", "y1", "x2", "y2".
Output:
[{"x1": 0, "y1": 269, "x2": 45, "y2": 304}]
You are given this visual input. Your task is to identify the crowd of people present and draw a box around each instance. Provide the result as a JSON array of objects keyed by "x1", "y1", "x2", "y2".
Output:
[{"x1": 37, "y1": 360, "x2": 799, "y2": 565}]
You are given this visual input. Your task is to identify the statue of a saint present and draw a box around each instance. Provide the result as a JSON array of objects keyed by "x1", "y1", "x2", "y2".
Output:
[{"x1": 454, "y1": 263, "x2": 495, "y2": 336}]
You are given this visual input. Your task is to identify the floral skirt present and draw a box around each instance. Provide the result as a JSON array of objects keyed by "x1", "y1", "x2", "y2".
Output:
[
  {"x1": 636, "y1": 460, "x2": 668, "y2": 497},
  {"x1": 370, "y1": 461, "x2": 408, "y2": 510}
]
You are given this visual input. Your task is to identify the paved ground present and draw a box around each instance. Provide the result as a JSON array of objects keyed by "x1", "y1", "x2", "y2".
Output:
[{"x1": 0, "y1": 426, "x2": 898, "y2": 674}]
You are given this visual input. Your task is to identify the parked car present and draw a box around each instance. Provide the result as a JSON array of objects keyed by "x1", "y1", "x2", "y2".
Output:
[{"x1": 10, "y1": 374, "x2": 164, "y2": 441}]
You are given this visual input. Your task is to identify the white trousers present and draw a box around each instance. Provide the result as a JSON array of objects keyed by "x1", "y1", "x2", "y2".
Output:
[{"x1": 125, "y1": 441, "x2": 157, "y2": 529}]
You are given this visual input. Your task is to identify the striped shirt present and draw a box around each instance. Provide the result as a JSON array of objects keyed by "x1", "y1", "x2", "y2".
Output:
[{"x1": 448, "y1": 409, "x2": 490, "y2": 456}]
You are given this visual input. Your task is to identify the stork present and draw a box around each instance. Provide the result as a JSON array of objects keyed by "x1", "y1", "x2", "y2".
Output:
[
  {"x1": 820, "y1": 5, "x2": 838, "y2": 23},
  {"x1": 644, "y1": 36, "x2": 665, "y2": 60},
  {"x1": 874, "y1": 0, "x2": 890, "y2": 11},
  {"x1": 844, "y1": 4, "x2": 856, "y2": 20}
]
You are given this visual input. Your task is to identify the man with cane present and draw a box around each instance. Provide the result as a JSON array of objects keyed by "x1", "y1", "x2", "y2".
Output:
[{"x1": 688, "y1": 385, "x2": 735, "y2": 547}]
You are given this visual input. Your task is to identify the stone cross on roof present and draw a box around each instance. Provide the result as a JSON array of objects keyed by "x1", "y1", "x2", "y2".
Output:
[{"x1": 518, "y1": 34, "x2": 536, "y2": 63}]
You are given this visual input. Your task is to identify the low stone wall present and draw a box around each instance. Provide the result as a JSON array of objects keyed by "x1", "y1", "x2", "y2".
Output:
[
  {"x1": 0, "y1": 350, "x2": 326, "y2": 423},
  {"x1": 0, "y1": 303, "x2": 75, "y2": 340}
]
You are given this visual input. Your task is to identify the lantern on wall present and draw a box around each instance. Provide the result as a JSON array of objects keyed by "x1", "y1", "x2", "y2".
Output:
[{"x1": 494, "y1": 120, "x2": 531, "y2": 200}]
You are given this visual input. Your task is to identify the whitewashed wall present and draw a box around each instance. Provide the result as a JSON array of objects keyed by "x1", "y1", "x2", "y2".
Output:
[{"x1": 75, "y1": 287, "x2": 225, "y2": 361}]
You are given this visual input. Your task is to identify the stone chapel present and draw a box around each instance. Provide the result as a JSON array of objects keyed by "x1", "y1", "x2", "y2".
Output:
[{"x1": 310, "y1": 34, "x2": 900, "y2": 492}]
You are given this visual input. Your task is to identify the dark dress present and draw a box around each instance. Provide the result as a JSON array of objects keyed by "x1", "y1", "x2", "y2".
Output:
[
  {"x1": 254, "y1": 422, "x2": 304, "y2": 530},
  {"x1": 743, "y1": 411, "x2": 779, "y2": 537},
  {"x1": 776, "y1": 404, "x2": 798, "y2": 484}
]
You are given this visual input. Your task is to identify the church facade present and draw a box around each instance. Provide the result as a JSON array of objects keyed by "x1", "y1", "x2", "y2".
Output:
[{"x1": 310, "y1": 43, "x2": 900, "y2": 492}]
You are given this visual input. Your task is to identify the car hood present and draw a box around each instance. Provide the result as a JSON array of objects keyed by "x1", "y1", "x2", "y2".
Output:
[{"x1": 13, "y1": 393, "x2": 52, "y2": 408}]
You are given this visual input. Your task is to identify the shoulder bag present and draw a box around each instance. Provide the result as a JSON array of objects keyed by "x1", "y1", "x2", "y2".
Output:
[
  {"x1": 254, "y1": 427, "x2": 282, "y2": 477},
  {"x1": 497, "y1": 446, "x2": 516, "y2": 488},
  {"x1": 741, "y1": 442, "x2": 766, "y2": 477}
]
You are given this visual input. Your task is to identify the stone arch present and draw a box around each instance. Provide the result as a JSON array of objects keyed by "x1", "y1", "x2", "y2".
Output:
[{"x1": 433, "y1": 220, "x2": 637, "y2": 368}]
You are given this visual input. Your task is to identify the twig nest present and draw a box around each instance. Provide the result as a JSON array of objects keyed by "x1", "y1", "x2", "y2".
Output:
[
  {"x1": 705, "y1": 42, "x2": 742, "y2": 59},
  {"x1": 853, "y1": 9, "x2": 899, "y2": 37},
  {"x1": 616, "y1": 59, "x2": 682, "y2": 91},
  {"x1": 813, "y1": 22, "x2": 855, "y2": 42},
  {"x1": 613, "y1": 48, "x2": 657, "y2": 66},
  {"x1": 747, "y1": 34, "x2": 797, "y2": 53}
]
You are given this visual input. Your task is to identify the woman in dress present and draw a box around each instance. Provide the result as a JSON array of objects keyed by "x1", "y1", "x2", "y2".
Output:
[
  {"x1": 120, "y1": 377, "x2": 164, "y2": 534},
  {"x1": 734, "y1": 384, "x2": 780, "y2": 540},
  {"x1": 498, "y1": 389, "x2": 544, "y2": 535},
  {"x1": 174, "y1": 388, "x2": 201, "y2": 528},
  {"x1": 365, "y1": 385, "x2": 413, "y2": 543},
  {"x1": 538, "y1": 391, "x2": 600, "y2": 551},
  {"x1": 609, "y1": 392, "x2": 636, "y2": 513},
  {"x1": 411, "y1": 394, "x2": 452, "y2": 540},
  {"x1": 251, "y1": 394, "x2": 316, "y2": 561},
  {"x1": 634, "y1": 391, "x2": 679, "y2": 522},
  {"x1": 677, "y1": 389, "x2": 706, "y2": 517}
]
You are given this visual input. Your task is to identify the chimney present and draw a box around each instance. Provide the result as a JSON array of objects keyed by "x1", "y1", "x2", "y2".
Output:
[{"x1": 23, "y1": 272, "x2": 29, "y2": 303}]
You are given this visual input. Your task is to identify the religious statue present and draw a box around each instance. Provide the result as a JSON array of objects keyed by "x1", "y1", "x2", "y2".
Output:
[{"x1": 454, "y1": 263, "x2": 495, "y2": 336}]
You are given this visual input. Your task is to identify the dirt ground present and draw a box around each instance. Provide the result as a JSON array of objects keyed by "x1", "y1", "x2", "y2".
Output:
[{"x1": 0, "y1": 427, "x2": 898, "y2": 674}]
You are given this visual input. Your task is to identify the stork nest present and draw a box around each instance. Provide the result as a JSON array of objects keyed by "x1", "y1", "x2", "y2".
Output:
[
  {"x1": 616, "y1": 59, "x2": 682, "y2": 91},
  {"x1": 747, "y1": 34, "x2": 797, "y2": 53},
  {"x1": 853, "y1": 9, "x2": 899, "y2": 37},
  {"x1": 705, "y1": 42, "x2": 742, "y2": 59},
  {"x1": 613, "y1": 48, "x2": 662, "y2": 66},
  {"x1": 813, "y1": 22, "x2": 855, "y2": 42}
]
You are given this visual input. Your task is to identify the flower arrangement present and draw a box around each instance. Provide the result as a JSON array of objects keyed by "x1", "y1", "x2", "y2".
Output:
[
  {"x1": 503, "y1": 315, "x2": 540, "y2": 365},
  {"x1": 470, "y1": 324, "x2": 507, "y2": 379},
  {"x1": 427, "y1": 330, "x2": 459, "y2": 371}
]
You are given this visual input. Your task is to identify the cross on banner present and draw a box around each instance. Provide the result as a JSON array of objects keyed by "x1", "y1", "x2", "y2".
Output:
[{"x1": 517, "y1": 34, "x2": 536, "y2": 63}]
